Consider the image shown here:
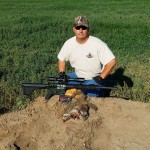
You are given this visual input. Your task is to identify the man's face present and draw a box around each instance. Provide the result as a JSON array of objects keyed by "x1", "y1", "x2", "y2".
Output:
[{"x1": 73, "y1": 26, "x2": 89, "y2": 40}]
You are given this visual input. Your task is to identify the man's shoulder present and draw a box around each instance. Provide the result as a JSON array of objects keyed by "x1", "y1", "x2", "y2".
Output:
[
  {"x1": 89, "y1": 36, "x2": 107, "y2": 46},
  {"x1": 65, "y1": 36, "x2": 76, "y2": 44}
]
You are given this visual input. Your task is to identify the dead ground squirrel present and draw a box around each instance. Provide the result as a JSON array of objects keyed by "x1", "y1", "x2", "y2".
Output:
[{"x1": 62, "y1": 89, "x2": 98, "y2": 122}]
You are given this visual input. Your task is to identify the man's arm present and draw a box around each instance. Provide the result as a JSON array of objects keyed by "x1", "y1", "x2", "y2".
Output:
[
  {"x1": 100, "y1": 58, "x2": 116, "y2": 79},
  {"x1": 58, "y1": 60, "x2": 66, "y2": 72}
]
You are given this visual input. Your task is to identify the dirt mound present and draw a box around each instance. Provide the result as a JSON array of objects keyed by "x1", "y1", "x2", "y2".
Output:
[{"x1": 0, "y1": 96, "x2": 150, "y2": 150}]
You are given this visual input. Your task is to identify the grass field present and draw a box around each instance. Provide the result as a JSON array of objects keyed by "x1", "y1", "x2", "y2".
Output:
[{"x1": 0, "y1": 0, "x2": 150, "y2": 110}]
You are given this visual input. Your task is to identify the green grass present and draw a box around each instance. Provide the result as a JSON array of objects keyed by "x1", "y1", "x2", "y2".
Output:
[{"x1": 0, "y1": 0, "x2": 150, "y2": 110}]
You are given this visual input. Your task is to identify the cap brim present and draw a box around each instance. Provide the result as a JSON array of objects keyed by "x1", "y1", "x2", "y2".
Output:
[{"x1": 74, "y1": 23, "x2": 88, "y2": 28}]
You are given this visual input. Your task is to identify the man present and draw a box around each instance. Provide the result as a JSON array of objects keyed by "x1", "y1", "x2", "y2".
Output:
[{"x1": 57, "y1": 16, "x2": 116, "y2": 97}]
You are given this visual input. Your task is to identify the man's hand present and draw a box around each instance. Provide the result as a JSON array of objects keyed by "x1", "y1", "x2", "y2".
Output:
[
  {"x1": 59, "y1": 72, "x2": 70, "y2": 82},
  {"x1": 93, "y1": 75, "x2": 103, "y2": 85}
]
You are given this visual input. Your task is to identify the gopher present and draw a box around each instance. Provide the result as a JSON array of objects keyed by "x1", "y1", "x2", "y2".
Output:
[{"x1": 62, "y1": 89, "x2": 98, "y2": 122}]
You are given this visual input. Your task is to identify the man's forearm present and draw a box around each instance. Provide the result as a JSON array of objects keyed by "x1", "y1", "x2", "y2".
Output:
[
  {"x1": 58, "y1": 60, "x2": 66, "y2": 72},
  {"x1": 100, "y1": 59, "x2": 116, "y2": 79}
]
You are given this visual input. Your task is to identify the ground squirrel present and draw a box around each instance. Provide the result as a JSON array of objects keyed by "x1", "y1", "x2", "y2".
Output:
[{"x1": 62, "y1": 89, "x2": 98, "y2": 122}]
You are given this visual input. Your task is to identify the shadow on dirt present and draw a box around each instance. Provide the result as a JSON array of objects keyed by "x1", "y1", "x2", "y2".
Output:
[
  {"x1": 0, "y1": 107, "x2": 10, "y2": 115},
  {"x1": 104, "y1": 67, "x2": 133, "y2": 98}
]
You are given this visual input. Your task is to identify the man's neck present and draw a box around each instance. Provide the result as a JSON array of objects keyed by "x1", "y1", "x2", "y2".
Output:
[{"x1": 76, "y1": 36, "x2": 89, "y2": 44}]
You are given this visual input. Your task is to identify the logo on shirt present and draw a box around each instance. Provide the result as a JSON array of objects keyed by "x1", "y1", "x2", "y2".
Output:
[{"x1": 86, "y1": 53, "x2": 93, "y2": 58}]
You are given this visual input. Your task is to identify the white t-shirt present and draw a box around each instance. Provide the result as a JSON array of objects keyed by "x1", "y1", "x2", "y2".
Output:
[{"x1": 58, "y1": 36, "x2": 115, "y2": 80}]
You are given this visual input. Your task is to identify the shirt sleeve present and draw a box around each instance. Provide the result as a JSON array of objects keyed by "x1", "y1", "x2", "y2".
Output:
[
  {"x1": 57, "y1": 42, "x2": 69, "y2": 62},
  {"x1": 98, "y1": 42, "x2": 115, "y2": 66}
]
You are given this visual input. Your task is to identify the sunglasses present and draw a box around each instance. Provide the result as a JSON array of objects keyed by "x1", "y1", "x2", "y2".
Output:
[{"x1": 75, "y1": 26, "x2": 88, "y2": 30}]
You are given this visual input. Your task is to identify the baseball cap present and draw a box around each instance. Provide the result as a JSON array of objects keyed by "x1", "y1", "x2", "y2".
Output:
[{"x1": 73, "y1": 16, "x2": 89, "y2": 28}]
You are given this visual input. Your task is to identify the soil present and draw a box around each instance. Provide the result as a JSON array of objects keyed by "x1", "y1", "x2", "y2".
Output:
[{"x1": 0, "y1": 95, "x2": 150, "y2": 150}]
